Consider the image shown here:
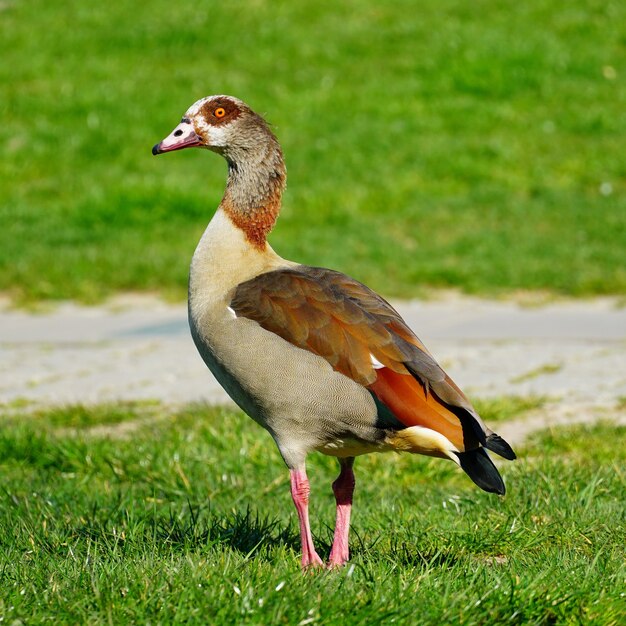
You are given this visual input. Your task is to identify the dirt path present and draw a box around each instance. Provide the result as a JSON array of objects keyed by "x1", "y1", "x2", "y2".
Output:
[{"x1": 1, "y1": 295, "x2": 624, "y2": 444}]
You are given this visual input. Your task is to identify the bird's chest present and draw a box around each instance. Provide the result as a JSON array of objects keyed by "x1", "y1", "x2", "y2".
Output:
[
  {"x1": 188, "y1": 306, "x2": 269, "y2": 424},
  {"x1": 188, "y1": 303, "x2": 380, "y2": 449}
]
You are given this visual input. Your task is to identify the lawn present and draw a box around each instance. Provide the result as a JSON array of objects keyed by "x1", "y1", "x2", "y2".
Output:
[
  {"x1": 1, "y1": 0, "x2": 625, "y2": 303},
  {"x1": 3, "y1": 4, "x2": 624, "y2": 623},
  {"x1": 0, "y1": 402, "x2": 624, "y2": 624}
]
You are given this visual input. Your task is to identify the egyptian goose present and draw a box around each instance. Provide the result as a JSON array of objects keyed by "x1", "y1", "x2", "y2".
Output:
[{"x1": 152, "y1": 96, "x2": 516, "y2": 568}]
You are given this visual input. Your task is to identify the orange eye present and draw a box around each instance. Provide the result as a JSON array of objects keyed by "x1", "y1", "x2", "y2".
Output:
[{"x1": 214, "y1": 107, "x2": 226, "y2": 118}]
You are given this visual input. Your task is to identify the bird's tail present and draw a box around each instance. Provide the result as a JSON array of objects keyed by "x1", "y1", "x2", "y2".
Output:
[{"x1": 455, "y1": 447, "x2": 506, "y2": 495}]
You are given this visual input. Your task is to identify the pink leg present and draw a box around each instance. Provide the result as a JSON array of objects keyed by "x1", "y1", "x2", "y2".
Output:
[
  {"x1": 328, "y1": 458, "x2": 355, "y2": 567},
  {"x1": 289, "y1": 468, "x2": 323, "y2": 569}
]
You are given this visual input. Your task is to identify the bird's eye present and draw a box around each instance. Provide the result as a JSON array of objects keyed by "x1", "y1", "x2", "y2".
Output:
[{"x1": 215, "y1": 107, "x2": 226, "y2": 118}]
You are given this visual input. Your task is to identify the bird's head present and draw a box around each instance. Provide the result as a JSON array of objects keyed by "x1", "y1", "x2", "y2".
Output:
[{"x1": 152, "y1": 95, "x2": 276, "y2": 161}]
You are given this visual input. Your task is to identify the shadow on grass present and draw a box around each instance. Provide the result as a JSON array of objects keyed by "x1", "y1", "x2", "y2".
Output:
[
  {"x1": 348, "y1": 530, "x2": 463, "y2": 570},
  {"x1": 155, "y1": 504, "x2": 301, "y2": 557},
  {"x1": 5, "y1": 486, "x2": 463, "y2": 568},
  {"x1": 62, "y1": 500, "x2": 302, "y2": 561},
  {"x1": 310, "y1": 523, "x2": 463, "y2": 570}
]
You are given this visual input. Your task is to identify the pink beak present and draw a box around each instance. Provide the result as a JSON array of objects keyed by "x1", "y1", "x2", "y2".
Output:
[{"x1": 152, "y1": 120, "x2": 202, "y2": 155}]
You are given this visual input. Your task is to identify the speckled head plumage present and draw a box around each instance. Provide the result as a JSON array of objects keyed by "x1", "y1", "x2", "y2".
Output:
[
  {"x1": 153, "y1": 95, "x2": 277, "y2": 159},
  {"x1": 153, "y1": 95, "x2": 287, "y2": 248}
]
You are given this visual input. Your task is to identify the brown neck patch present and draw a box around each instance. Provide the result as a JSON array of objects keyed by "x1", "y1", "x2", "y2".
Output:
[
  {"x1": 221, "y1": 165, "x2": 286, "y2": 249},
  {"x1": 222, "y1": 194, "x2": 281, "y2": 249}
]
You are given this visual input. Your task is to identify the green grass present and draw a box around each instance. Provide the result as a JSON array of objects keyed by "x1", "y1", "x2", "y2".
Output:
[
  {"x1": 1, "y1": 403, "x2": 624, "y2": 624},
  {"x1": 472, "y1": 395, "x2": 547, "y2": 423},
  {"x1": 511, "y1": 363, "x2": 564, "y2": 383},
  {"x1": 1, "y1": 0, "x2": 625, "y2": 303}
]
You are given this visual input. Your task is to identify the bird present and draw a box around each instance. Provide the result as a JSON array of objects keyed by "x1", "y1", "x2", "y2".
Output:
[{"x1": 152, "y1": 95, "x2": 516, "y2": 569}]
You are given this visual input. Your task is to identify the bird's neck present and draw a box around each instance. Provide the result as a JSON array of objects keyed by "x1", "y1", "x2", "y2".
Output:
[
  {"x1": 189, "y1": 208, "x2": 284, "y2": 314},
  {"x1": 220, "y1": 140, "x2": 286, "y2": 249}
]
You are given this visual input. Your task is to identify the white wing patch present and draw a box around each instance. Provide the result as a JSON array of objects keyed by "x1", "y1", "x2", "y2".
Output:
[
  {"x1": 370, "y1": 353, "x2": 385, "y2": 369},
  {"x1": 227, "y1": 306, "x2": 237, "y2": 319}
]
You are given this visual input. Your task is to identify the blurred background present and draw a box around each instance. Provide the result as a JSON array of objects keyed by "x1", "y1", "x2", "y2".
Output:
[
  {"x1": 1, "y1": 0, "x2": 625, "y2": 304},
  {"x1": 1, "y1": 4, "x2": 625, "y2": 621}
]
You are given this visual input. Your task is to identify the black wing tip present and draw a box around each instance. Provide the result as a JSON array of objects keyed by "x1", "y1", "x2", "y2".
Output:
[
  {"x1": 456, "y1": 448, "x2": 506, "y2": 495},
  {"x1": 485, "y1": 433, "x2": 517, "y2": 460}
]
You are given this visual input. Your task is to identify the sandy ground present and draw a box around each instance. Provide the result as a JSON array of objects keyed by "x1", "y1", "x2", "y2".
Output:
[{"x1": 1, "y1": 295, "x2": 625, "y2": 444}]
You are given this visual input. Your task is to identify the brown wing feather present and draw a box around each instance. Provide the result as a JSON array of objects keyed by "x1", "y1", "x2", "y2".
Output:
[
  {"x1": 231, "y1": 266, "x2": 491, "y2": 450},
  {"x1": 232, "y1": 268, "x2": 407, "y2": 384}
]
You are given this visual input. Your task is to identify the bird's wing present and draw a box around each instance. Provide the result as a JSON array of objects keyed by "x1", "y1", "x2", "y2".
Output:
[{"x1": 231, "y1": 266, "x2": 514, "y2": 457}]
